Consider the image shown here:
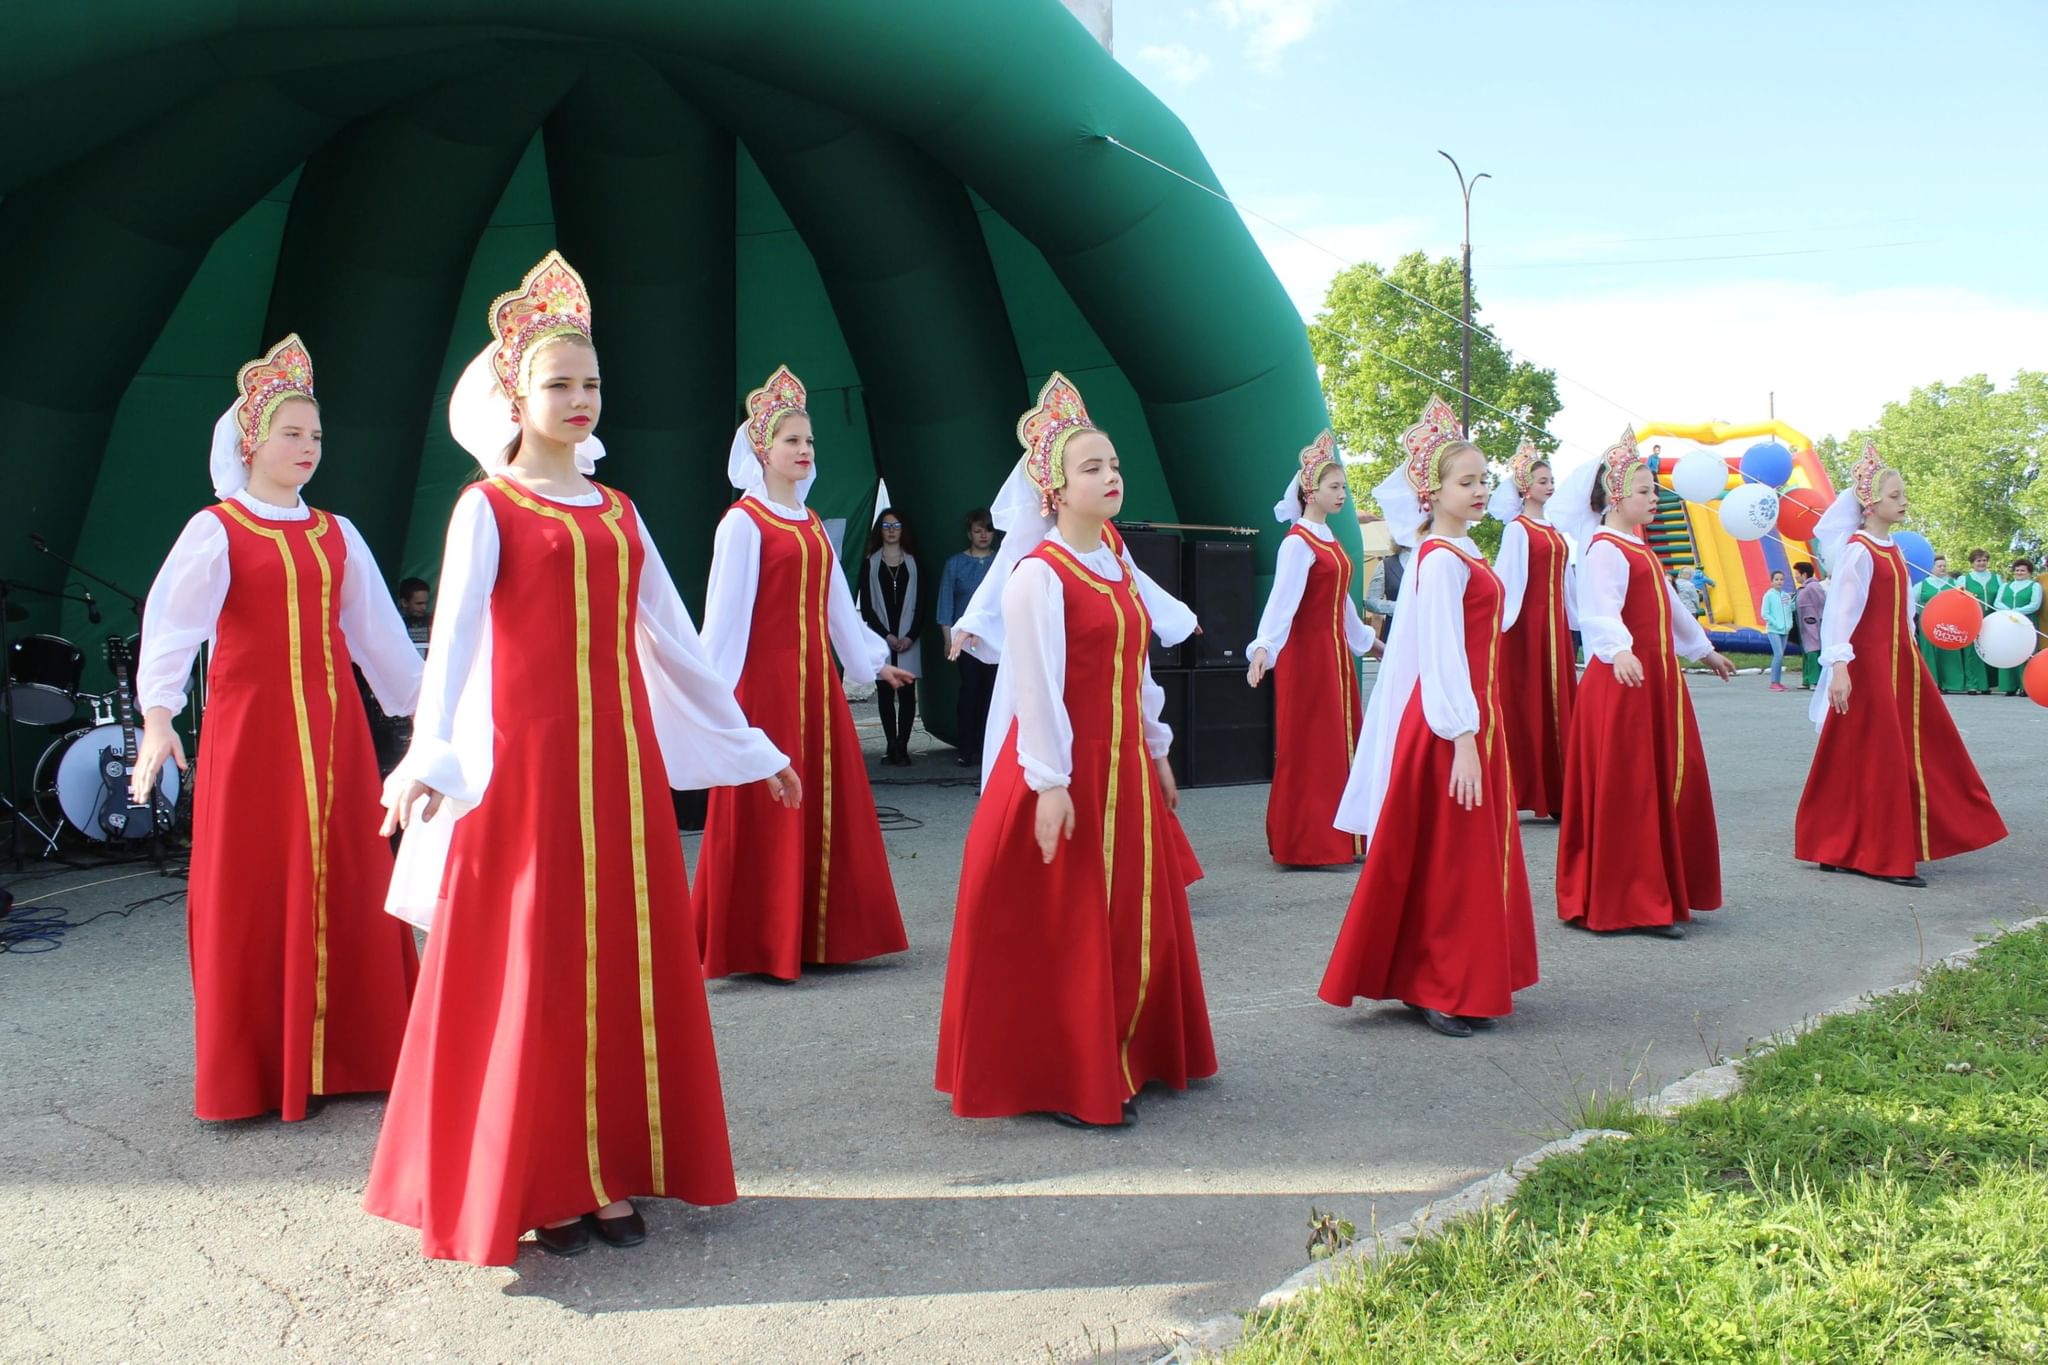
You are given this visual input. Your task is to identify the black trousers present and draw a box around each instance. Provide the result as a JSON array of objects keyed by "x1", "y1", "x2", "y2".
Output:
[
  {"x1": 878, "y1": 676, "x2": 918, "y2": 751},
  {"x1": 955, "y1": 653, "x2": 996, "y2": 758}
]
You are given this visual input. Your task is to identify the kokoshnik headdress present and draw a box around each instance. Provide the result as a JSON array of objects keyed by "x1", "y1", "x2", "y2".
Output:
[
  {"x1": 726, "y1": 364, "x2": 818, "y2": 503},
  {"x1": 1017, "y1": 371, "x2": 1098, "y2": 516},
  {"x1": 1487, "y1": 435, "x2": 1547, "y2": 523},
  {"x1": 1814, "y1": 438, "x2": 1896, "y2": 568},
  {"x1": 1370, "y1": 395, "x2": 1464, "y2": 551},
  {"x1": 448, "y1": 250, "x2": 605, "y2": 475},
  {"x1": 1273, "y1": 428, "x2": 1341, "y2": 524},
  {"x1": 209, "y1": 333, "x2": 317, "y2": 498},
  {"x1": 1600, "y1": 426, "x2": 1646, "y2": 503}
]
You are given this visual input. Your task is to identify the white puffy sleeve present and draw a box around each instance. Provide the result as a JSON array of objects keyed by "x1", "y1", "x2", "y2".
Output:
[
  {"x1": 1577, "y1": 539, "x2": 1633, "y2": 663},
  {"x1": 388, "y1": 487, "x2": 497, "y2": 810},
  {"x1": 1001, "y1": 558, "x2": 1072, "y2": 792},
  {"x1": 1343, "y1": 593, "x2": 1376, "y2": 655},
  {"x1": 698, "y1": 506, "x2": 759, "y2": 688},
  {"x1": 1563, "y1": 553, "x2": 1581, "y2": 630},
  {"x1": 335, "y1": 516, "x2": 423, "y2": 716},
  {"x1": 825, "y1": 543, "x2": 891, "y2": 684},
  {"x1": 1413, "y1": 547, "x2": 1481, "y2": 740},
  {"x1": 632, "y1": 519, "x2": 789, "y2": 788},
  {"x1": 1247, "y1": 533, "x2": 1312, "y2": 662},
  {"x1": 1140, "y1": 654, "x2": 1173, "y2": 759},
  {"x1": 1668, "y1": 579, "x2": 1714, "y2": 660},
  {"x1": 1131, "y1": 557, "x2": 1198, "y2": 648},
  {"x1": 1818, "y1": 540, "x2": 1872, "y2": 667},
  {"x1": 136, "y1": 511, "x2": 230, "y2": 714},
  {"x1": 1494, "y1": 519, "x2": 1530, "y2": 634}
]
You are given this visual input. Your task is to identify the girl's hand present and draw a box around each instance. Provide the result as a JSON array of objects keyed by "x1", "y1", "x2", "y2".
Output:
[
  {"x1": 1245, "y1": 648, "x2": 1269, "y2": 688},
  {"x1": 1033, "y1": 786, "x2": 1076, "y2": 864},
  {"x1": 131, "y1": 711, "x2": 187, "y2": 806},
  {"x1": 1448, "y1": 733, "x2": 1482, "y2": 811},
  {"x1": 764, "y1": 766, "x2": 802, "y2": 808},
  {"x1": 947, "y1": 629, "x2": 980, "y2": 661},
  {"x1": 1828, "y1": 666, "x2": 1852, "y2": 715},
  {"x1": 1703, "y1": 651, "x2": 1737, "y2": 681},
  {"x1": 1612, "y1": 649, "x2": 1645, "y2": 687},
  {"x1": 878, "y1": 664, "x2": 915, "y2": 689},
  {"x1": 1154, "y1": 755, "x2": 1180, "y2": 814},
  {"x1": 381, "y1": 779, "x2": 445, "y2": 836}
]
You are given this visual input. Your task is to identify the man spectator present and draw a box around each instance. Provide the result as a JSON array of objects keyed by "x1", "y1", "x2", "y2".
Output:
[
  {"x1": 1760, "y1": 569, "x2": 1793, "y2": 692},
  {"x1": 397, "y1": 576, "x2": 432, "y2": 657},
  {"x1": 1794, "y1": 561, "x2": 1826, "y2": 690}
]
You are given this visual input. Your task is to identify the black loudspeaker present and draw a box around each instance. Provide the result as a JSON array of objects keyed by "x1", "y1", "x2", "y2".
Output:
[
  {"x1": 1118, "y1": 526, "x2": 1184, "y2": 670},
  {"x1": 1153, "y1": 668, "x2": 1191, "y2": 787},
  {"x1": 1182, "y1": 669, "x2": 1273, "y2": 787},
  {"x1": 673, "y1": 788, "x2": 708, "y2": 832},
  {"x1": 1183, "y1": 539, "x2": 1257, "y2": 669}
]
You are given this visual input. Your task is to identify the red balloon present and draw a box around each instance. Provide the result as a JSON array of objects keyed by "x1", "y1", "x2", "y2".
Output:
[
  {"x1": 1776, "y1": 486, "x2": 1829, "y2": 541},
  {"x1": 2025, "y1": 652, "x2": 2048, "y2": 707},
  {"x1": 1921, "y1": 589, "x2": 1984, "y2": 650}
]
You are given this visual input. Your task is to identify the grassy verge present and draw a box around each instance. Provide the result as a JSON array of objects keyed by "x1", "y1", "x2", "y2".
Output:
[{"x1": 1230, "y1": 925, "x2": 2048, "y2": 1362}]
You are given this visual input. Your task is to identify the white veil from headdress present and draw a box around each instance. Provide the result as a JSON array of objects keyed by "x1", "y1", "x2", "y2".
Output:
[
  {"x1": 1811, "y1": 483, "x2": 1863, "y2": 575},
  {"x1": 1272, "y1": 470, "x2": 1308, "y2": 525},
  {"x1": 447, "y1": 343, "x2": 607, "y2": 474},
  {"x1": 208, "y1": 406, "x2": 252, "y2": 499},
  {"x1": 724, "y1": 422, "x2": 819, "y2": 504}
]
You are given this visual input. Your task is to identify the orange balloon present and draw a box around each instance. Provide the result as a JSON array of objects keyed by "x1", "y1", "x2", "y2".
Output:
[
  {"x1": 1921, "y1": 589, "x2": 1984, "y2": 649},
  {"x1": 1776, "y1": 486, "x2": 1828, "y2": 541},
  {"x1": 2026, "y1": 652, "x2": 2048, "y2": 707}
]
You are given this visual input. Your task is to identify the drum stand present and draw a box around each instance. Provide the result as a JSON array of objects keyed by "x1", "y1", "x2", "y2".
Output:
[{"x1": 1, "y1": 578, "x2": 84, "y2": 869}]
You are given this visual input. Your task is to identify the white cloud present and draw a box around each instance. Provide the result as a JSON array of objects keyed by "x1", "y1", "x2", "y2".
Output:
[
  {"x1": 1238, "y1": 209, "x2": 1444, "y2": 317},
  {"x1": 1209, "y1": 0, "x2": 1333, "y2": 72},
  {"x1": 1134, "y1": 42, "x2": 1213, "y2": 87}
]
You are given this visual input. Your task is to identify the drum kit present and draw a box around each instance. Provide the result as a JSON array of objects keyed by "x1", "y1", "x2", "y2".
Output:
[{"x1": 3, "y1": 543, "x2": 191, "y2": 865}]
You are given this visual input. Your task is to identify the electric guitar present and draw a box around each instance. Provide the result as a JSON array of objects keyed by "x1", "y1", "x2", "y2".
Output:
[{"x1": 96, "y1": 636, "x2": 172, "y2": 839}]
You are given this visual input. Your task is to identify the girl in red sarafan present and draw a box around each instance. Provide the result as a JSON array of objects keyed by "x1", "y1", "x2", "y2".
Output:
[
  {"x1": 691, "y1": 365, "x2": 913, "y2": 982},
  {"x1": 132, "y1": 334, "x2": 422, "y2": 1122},
  {"x1": 1795, "y1": 441, "x2": 2006, "y2": 887},
  {"x1": 368, "y1": 253, "x2": 798, "y2": 1265},
  {"x1": 936, "y1": 372, "x2": 1215, "y2": 1127},
  {"x1": 1246, "y1": 430, "x2": 1379, "y2": 867},
  {"x1": 1318, "y1": 396, "x2": 1537, "y2": 1039},
  {"x1": 1552, "y1": 427, "x2": 1737, "y2": 939},
  {"x1": 1488, "y1": 437, "x2": 1578, "y2": 821}
]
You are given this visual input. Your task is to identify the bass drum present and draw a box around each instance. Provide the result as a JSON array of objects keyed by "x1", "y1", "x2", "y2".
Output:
[{"x1": 33, "y1": 722, "x2": 182, "y2": 841}]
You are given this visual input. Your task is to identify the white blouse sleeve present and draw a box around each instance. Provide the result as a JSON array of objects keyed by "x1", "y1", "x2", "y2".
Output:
[
  {"x1": 1413, "y1": 547, "x2": 1481, "y2": 739},
  {"x1": 1140, "y1": 652, "x2": 1173, "y2": 758},
  {"x1": 1247, "y1": 533, "x2": 1313, "y2": 662},
  {"x1": 389, "y1": 488, "x2": 497, "y2": 809},
  {"x1": 825, "y1": 545, "x2": 891, "y2": 684},
  {"x1": 1818, "y1": 541, "x2": 1871, "y2": 666},
  {"x1": 1563, "y1": 555, "x2": 1581, "y2": 630},
  {"x1": 1494, "y1": 519, "x2": 1530, "y2": 634},
  {"x1": 698, "y1": 507, "x2": 759, "y2": 689},
  {"x1": 1577, "y1": 540, "x2": 1633, "y2": 663},
  {"x1": 1001, "y1": 558, "x2": 1073, "y2": 792},
  {"x1": 136, "y1": 512, "x2": 231, "y2": 714},
  {"x1": 1131, "y1": 557, "x2": 1199, "y2": 648},
  {"x1": 1343, "y1": 593, "x2": 1376, "y2": 655},
  {"x1": 335, "y1": 516, "x2": 424, "y2": 717},
  {"x1": 632, "y1": 521, "x2": 790, "y2": 788},
  {"x1": 1666, "y1": 579, "x2": 1714, "y2": 660}
]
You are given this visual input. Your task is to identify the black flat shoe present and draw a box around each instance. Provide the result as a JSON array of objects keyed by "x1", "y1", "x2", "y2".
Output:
[
  {"x1": 1121, "y1": 1099, "x2": 1139, "y2": 1124},
  {"x1": 1406, "y1": 1005, "x2": 1472, "y2": 1038},
  {"x1": 1459, "y1": 1015, "x2": 1499, "y2": 1030},
  {"x1": 1818, "y1": 863, "x2": 1851, "y2": 874},
  {"x1": 532, "y1": 1219, "x2": 592, "y2": 1257},
  {"x1": 589, "y1": 1209, "x2": 646, "y2": 1247},
  {"x1": 1633, "y1": 923, "x2": 1686, "y2": 940},
  {"x1": 1871, "y1": 873, "x2": 1927, "y2": 888},
  {"x1": 1053, "y1": 1108, "x2": 1130, "y2": 1129}
]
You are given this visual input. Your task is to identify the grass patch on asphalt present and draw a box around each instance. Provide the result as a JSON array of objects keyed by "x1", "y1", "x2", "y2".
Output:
[{"x1": 1230, "y1": 924, "x2": 2048, "y2": 1363}]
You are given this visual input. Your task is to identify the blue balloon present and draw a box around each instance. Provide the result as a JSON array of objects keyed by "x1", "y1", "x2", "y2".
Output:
[
  {"x1": 1740, "y1": 440, "x2": 1794, "y2": 489},
  {"x1": 1894, "y1": 530, "x2": 1936, "y2": 584}
]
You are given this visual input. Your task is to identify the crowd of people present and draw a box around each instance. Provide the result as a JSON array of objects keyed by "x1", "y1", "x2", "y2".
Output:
[{"x1": 123, "y1": 249, "x2": 2014, "y2": 1267}]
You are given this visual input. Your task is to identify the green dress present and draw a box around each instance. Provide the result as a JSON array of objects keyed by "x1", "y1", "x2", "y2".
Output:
[
  {"x1": 1960, "y1": 570, "x2": 2003, "y2": 692},
  {"x1": 1914, "y1": 575, "x2": 1965, "y2": 692},
  {"x1": 1992, "y1": 578, "x2": 2042, "y2": 694}
]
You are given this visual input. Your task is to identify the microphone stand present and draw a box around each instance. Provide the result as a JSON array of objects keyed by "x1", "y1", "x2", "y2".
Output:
[
  {"x1": 29, "y1": 536, "x2": 146, "y2": 617},
  {"x1": 1, "y1": 578, "x2": 94, "y2": 870}
]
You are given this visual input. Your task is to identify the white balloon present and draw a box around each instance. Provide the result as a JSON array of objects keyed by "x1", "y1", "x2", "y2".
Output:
[
  {"x1": 1671, "y1": 451, "x2": 1729, "y2": 504},
  {"x1": 1975, "y1": 609, "x2": 2036, "y2": 669},
  {"x1": 1718, "y1": 484, "x2": 1778, "y2": 542}
]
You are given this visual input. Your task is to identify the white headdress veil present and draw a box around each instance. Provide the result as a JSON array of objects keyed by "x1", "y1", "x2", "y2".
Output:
[
  {"x1": 447, "y1": 343, "x2": 606, "y2": 474},
  {"x1": 725, "y1": 422, "x2": 819, "y2": 504},
  {"x1": 209, "y1": 406, "x2": 250, "y2": 499}
]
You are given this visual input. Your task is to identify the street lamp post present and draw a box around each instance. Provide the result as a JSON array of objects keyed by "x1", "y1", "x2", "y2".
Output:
[{"x1": 1438, "y1": 150, "x2": 1490, "y2": 435}]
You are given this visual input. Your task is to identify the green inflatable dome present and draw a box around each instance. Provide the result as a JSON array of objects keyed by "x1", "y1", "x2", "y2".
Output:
[{"x1": 2, "y1": 1, "x2": 1339, "y2": 743}]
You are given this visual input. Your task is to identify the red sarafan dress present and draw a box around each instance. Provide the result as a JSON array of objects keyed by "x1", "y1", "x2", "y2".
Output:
[
  {"x1": 164, "y1": 500, "x2": 419, "y2": 1120},
  {"x1": 1795, "y1": 533, "x2": 2007, "y2": 877},
  {"x1": 1255, "y1": 524, "x2": 1367, "y2": 866},
  {"x1": 1320, "y1": 538, "x2": 1536, "y2": 1018},
  {"x1": 1498, "y1": 515, "x2": 1578, "y2": 818},
  {"x1": 936, "y1": 537, "x2": 1216, "y2": 1123},
  {"x1": 1556, "y1": 529, "x2": 1721, "y2": 929},
  {"x1": 364, "y1": 482, "x2": 739, "y2": 1266},
  {"x1": 693, "y1": 495, "x2": 907, "y2": 979}
]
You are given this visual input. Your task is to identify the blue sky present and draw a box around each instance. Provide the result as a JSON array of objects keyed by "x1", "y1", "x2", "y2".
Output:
[{"x1": 1109, "y1": 0, "x2": 2048, "y2": 465}]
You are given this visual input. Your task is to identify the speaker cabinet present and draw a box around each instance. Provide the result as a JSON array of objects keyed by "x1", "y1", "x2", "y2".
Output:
[
  {"x1": 1182, "y1": 539, "x2": 1256, "y2": 669},
  {"x1": 1153, "y1": 667, "x2": 1191, "y2": 787},
  {"x1": 1181, "y1": 668, "x2": 1274, "y2": 787},
  {"x1": 1118, "y1": 526, "x2": 1185, "y2": 670}
]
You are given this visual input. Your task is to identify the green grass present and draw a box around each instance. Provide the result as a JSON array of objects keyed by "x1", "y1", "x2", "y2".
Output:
[{"x1": 1230, "y1": 926, "x2": 2048, "y2": 1363}]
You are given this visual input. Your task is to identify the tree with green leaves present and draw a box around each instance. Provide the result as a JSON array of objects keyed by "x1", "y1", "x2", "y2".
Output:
[
  {"x1": 1313, "y1": 251, "x2": 1562, "y2": 549},
  {"x1": 1840, "y1": 371, "x2": 2044, "y2": 561}
]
